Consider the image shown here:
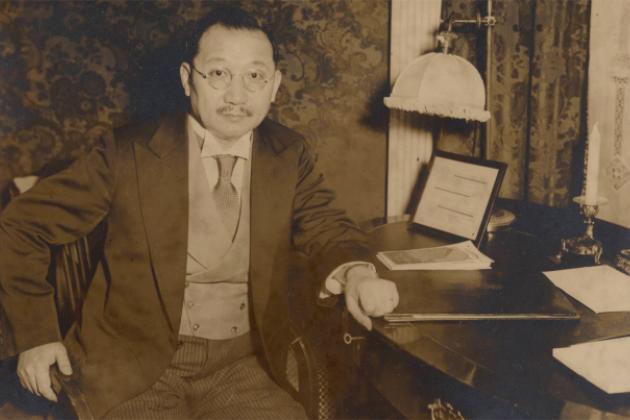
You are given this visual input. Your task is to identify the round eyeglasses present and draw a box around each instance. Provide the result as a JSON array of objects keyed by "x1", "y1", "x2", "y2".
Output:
[{"x1": 190, "y1": 64, "x2": 272, "y2": 93}]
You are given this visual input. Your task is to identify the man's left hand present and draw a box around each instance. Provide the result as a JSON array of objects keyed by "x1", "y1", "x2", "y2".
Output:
[{"x1": 345, "y1": 271, "x2": 399, "y2": 331}]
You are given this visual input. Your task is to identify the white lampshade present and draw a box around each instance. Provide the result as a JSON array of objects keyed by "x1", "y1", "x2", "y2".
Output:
[{"x1": 384, "y1": 52, "x2": 490, "y2": 122}]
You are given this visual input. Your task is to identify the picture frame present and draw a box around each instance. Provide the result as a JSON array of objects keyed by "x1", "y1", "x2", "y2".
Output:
[{"x1": 411, "y1": 151, "x2": 507, "y2": 246}]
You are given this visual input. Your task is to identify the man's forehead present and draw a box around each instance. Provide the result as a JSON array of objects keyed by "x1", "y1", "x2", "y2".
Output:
[{"x1": 197, "y1": 25, "x2": 274, "y2": 63}]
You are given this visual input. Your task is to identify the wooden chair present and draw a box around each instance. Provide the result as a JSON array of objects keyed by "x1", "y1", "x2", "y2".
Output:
[{"x1": 0, "y1": 221, "x2": 339, "y2": 419}]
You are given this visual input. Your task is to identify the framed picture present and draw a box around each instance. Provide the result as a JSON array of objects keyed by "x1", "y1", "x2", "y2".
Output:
[{"x1": 411, "y1": 151, "x2": 507, "y2": 246}]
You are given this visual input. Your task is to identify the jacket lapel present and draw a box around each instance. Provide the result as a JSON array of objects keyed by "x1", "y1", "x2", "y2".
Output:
[
  {"x1": 134, "y1": 113, "x2": 188, "y2": 333},
  {"x1": 250, "y1": 123, "x2": 294, "y2": 321}
]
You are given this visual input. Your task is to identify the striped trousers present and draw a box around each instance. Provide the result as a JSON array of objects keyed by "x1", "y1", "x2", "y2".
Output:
[{"x1": 104, "y1": 333, "x2": 306, "y2": 419}]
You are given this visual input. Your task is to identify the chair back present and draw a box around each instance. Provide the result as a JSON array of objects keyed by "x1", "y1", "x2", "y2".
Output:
[
  {"x1": 52, "y1": 223, "x2": 106, "y2": 335},
  {"x1": 48, "y1": 226, "x2": 105, "y2": 420}
]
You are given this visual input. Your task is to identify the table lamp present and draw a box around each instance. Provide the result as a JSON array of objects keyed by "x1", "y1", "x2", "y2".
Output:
[
  {"x1": 384, "y1": 31, "x2": 490, "y2": 123},
  {"x1": 384, "y1": 5, "x2": 514, "y2": 233}
]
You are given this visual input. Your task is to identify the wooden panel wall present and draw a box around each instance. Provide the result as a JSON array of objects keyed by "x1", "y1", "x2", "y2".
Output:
[{"x1": 387, "y1": 0, "x2": 442, "y2": 217}]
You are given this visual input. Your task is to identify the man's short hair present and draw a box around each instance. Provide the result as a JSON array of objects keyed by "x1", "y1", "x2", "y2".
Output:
[{"x1": 183, "y1": 6, "x2": 280, "y2": 66}]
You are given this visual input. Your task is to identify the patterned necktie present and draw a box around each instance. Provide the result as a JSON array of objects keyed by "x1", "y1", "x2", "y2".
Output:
[{"x1": 212, "y1": 154, "x2": 240, "y2": 236}]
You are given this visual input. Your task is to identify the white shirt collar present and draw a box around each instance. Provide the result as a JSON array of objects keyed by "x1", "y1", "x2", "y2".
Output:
[{"x1": 186, "y1": 114, "x2": 252, "y2": 160}]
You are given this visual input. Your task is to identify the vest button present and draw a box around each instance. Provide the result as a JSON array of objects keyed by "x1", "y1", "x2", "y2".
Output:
[
  {"x1": 192, "y1": 324, "x2": 200, "y2": 331},
  {"x1": 240, "y1": 303, "x2": 246, "y2": 310},
  {"x1": 187, "y1": 301, "x2": 194, "y2": 308},
  {"x1": 231, "y1": 326, "x2": 238, "y2": 334}
]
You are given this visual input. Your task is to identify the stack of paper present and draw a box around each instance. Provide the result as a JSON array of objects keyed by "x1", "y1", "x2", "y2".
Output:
[
  {"x1": 376, "y1": 241, "x2": 493, "y2": 271},
  {"x1": 553, "y1": 336, "x2": 630, "y2": 394},
  {"x1": 543, "y1": 265, "x2": 630, "y2": 313}
]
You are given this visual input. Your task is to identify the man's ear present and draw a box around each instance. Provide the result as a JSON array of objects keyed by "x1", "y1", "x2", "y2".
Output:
[
  {"x1": 270, "y1": 70, "x2": 282, "y2": 103},
  {"x1": 180, "y1": 63, "x2": 192, "y2": 97}
]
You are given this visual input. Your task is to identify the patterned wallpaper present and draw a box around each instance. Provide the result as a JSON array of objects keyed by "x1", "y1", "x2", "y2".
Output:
[{"x1": 0, "y1": 0, "x2": 389, "y2": 222}]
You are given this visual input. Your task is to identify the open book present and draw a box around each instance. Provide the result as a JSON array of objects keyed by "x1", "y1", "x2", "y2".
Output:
[{"x1": 376, "y1": 241, "x2": 493, "y2": 271}]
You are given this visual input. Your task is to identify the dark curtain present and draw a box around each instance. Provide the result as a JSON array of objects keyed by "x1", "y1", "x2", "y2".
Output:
[{"x1": 442, "y1": 0, "x2": 591, "y2": 207}]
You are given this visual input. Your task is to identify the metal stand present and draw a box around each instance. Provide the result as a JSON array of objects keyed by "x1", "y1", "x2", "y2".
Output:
[{"x1": 559, "y1": 196, "x2": 607, "y2": 264}]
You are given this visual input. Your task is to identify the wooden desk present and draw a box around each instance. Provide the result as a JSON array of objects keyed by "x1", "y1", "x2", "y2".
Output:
[{"x1": 359, "y1": 222, "x2": 630, "y2": 419}]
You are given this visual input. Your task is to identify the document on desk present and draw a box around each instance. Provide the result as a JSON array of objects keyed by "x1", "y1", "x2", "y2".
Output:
[
  {"x1": 553, "y1": 336, "x2": 630, "y2": 394},
  {"x1": 376, "y1": 241, "x2": 493, "y2": 270},
  {"x1": 543, "y1": 265, "x2": 630, "y2": 313}
]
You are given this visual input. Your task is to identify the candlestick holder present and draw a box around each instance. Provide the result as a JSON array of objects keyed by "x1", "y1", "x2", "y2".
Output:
[
  {"x1": 558, "y1": 196, "x2": 608, "y2": 264},
  {"x1": 615, "y1": 249, "x2": 630, "y2": 275}
]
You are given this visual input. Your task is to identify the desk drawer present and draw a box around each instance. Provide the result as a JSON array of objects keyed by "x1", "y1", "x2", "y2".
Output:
[{"x1": 359, "y1": 337, "x2": 551, "y2": 419}]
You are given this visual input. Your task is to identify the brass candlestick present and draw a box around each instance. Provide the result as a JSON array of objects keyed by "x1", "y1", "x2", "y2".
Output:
[
  {"x1": 559, "y1": 196, "x2": 607, "y2": 264},
  {"x1": 615, "y1": 249, "x2": 630, "y2": 275}
]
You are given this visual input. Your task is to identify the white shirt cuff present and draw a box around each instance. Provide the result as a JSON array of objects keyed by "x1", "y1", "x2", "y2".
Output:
[{"x1": 318, "y1": 261, "x2": 377, "y2": 298}]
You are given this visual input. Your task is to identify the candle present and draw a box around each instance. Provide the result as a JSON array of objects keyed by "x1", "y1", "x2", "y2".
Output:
[{"x1": 584, "y1": 122, "x2": 601, "y2": 205}]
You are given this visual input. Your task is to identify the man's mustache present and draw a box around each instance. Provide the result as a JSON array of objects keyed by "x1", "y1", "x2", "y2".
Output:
[{"x1": 218, "y1": 107, "x2": 253, "y2": 117}]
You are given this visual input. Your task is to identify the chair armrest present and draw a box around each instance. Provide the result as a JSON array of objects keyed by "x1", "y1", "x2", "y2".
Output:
[
  {"x1": 50, "y1": 366, "x2": 94, "y2": 420},
  {"x1": 284, "y1": 331, "x2": 334, "y2": 420}
]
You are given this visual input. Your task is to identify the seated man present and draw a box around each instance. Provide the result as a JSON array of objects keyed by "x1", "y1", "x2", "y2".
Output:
[{"x1": 0, "y1": 6, "x2": 399, "y2": 419}]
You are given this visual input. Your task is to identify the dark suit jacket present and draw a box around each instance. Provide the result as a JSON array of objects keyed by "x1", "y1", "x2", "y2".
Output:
[{"x1": 0, "y1": 113, "x2": 369, "y2": 417}]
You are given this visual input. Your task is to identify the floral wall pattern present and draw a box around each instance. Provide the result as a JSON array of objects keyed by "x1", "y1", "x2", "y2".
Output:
[{"x1": 0, "y1": 0, "x2": 389, "y2": 222}]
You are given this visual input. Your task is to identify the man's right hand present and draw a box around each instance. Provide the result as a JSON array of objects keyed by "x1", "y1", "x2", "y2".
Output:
[{"x1": 17, "y1": 342, "x2": 73, "y2": 402}]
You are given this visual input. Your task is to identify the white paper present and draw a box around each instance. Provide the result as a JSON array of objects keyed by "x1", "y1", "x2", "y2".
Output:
[
  {"x1": 543, "y1": 265, "x2": 630, "y2": 313},
  {"x1": 553, "y1": 336, "x2": 630, "y2": 394}
]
